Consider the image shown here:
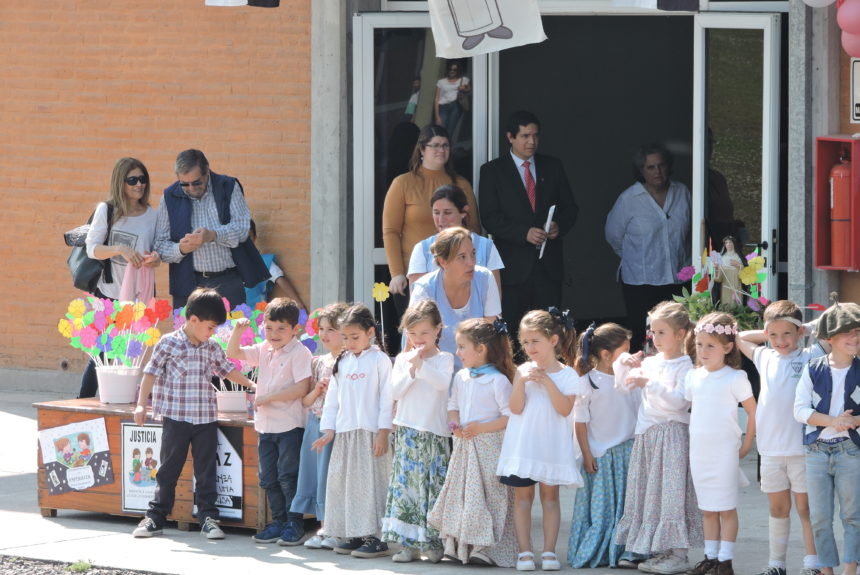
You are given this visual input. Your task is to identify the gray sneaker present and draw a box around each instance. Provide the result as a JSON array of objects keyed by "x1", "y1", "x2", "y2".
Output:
[
  {"x1": 201, "y1": 517, "x2": 225, "y2": 540},
  {"x1": 132, "y1": 517, "x2": 162, "y2": 538}
]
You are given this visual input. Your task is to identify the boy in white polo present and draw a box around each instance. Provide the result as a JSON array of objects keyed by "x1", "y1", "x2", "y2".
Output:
[
  {"x1": 739, "y1": 300, "x2": 825, "y2": 575},
  {"x1": 228, "y1": 298, "x2": 312, "y2": 546}
]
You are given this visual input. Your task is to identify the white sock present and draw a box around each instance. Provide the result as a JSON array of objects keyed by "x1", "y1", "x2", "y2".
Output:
[
  {"x1": 804, "y1": 555, "x2": 820, "y2": 569},
  {"x1": 704, "y1": 540, "x2": 719, "y2": 560},
  {"x1": 769, "y1": 516, "x2": 790, "y2": 566},
  {"x1": 717, "y1": 541, "x2": 735, "y2": 562}
]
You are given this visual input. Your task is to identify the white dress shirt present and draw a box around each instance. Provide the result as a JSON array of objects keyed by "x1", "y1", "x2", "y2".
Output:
[
  {"x1": 391, "y1": 351, "x2": 455, "y2": 436},
  {"x1": 448, "y1": 368, "x2": 512, "y2": 424},
  {"x1": 320, "y1": 346, "x2": 393, "y2": 433}
]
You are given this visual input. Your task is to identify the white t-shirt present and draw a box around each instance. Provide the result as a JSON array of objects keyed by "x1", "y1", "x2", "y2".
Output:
[
  {"x1": 573, "y1": 369, "x2": 641, "y2": 458},
  {"x1": 320, "y1": 346, "x2": 393, "y2": 433},
  {"x1": 85, "y1": 203, "x2": 158, "y2": 300},
  {"x1": 436, "y1": 76, "x2": 469, "y2": 105},
  {"x1": 391, "y1": 350, "x2": 455, "y2": 437},
  {"x1": 754, "y1": 345, "x2": 825, "y2": 456},
  {"x1": 448, "y1": 368, "x2": 512, "y2": 424},
  {"x1": 615, "y1": 352, "x2": 693, "y2": 435},
  {"x1": 794, "y1": 363, "x2": 851, "y2": 441},
  {"x1": 684, "y1": 366, "x2": 754, "y2": 440}
]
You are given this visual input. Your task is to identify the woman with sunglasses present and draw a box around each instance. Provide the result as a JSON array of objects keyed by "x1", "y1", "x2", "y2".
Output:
[{"x1": 79, "y1": 157, "x2": 160, "y2": 398}]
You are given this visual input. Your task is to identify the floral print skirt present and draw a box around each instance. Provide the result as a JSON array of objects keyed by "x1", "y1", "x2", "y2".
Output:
[
  {"x1": 382, "y1": 426, "x2": 450, "y2": 549},
  {"x1": 613, "y1": 421, "x2": 703, "y2": 554},
  {"x1": 568, "y1": 438, "x2": 637, "y2": 568},
  {"x1": 324, "y1": 429, "x2": 392, "y2": 539},
  {"x1": 427, "y1": 430, "x2": 517, "y2": 567}
]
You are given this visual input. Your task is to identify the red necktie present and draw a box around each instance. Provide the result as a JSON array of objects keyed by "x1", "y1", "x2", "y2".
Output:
[{"x1": 523, "y1": 160, "x2": 536, "y2": 212}]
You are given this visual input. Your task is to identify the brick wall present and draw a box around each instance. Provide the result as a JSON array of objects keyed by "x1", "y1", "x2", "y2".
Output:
[{"x1": 0, "y1": 1, "x2": 311, "y2": 373}]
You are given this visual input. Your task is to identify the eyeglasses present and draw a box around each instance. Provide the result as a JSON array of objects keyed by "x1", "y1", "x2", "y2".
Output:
[
  {"x1": 426, "y1": 143, "x2": 450, "y2": 150},
  {"x1": 179, "y1": 178, "x2": 206, "y2": 188},
  {"x1": 125, "y1": 175, "x2": 148, "y2": 186}
]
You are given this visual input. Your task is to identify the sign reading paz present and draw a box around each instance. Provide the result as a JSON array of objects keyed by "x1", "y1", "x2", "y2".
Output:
[{"x1": 193, "y1": 426, "x2": 243, "y2": 520}]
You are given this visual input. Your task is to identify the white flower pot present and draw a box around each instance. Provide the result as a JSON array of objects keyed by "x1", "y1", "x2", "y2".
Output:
[
  {"x1": 96, "y1": 366, "x2": 141, "y2": 404},
  {"x1": 216, "y1": 391, "x2": 247, "y2": 413}
]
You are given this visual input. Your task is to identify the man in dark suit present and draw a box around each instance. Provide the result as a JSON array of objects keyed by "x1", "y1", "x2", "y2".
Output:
[{"x1": 479, "y1": 110, "x2": 578, "y2": 343}]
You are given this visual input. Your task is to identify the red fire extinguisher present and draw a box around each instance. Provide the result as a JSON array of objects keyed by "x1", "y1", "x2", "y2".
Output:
[{"x1": 831, "y1": 149, "x2": 851, "y2": 267}]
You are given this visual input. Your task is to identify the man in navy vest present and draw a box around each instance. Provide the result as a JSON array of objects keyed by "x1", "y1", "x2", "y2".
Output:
[{"x1": 154, "y1": 149, "x2": 268, "y2": 309}]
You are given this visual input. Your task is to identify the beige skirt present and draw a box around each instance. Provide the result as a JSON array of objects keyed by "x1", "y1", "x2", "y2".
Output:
[
  {"x1": 324, "y1": 429, "x2": 393, "y2": 538},
  {"x1": 427, "y1": 430, "x2": 517, "y2": 567}
]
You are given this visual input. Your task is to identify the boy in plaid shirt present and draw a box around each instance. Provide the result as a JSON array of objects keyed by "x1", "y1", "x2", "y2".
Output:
[{"x1": 132, "y1": 288, "x2": 255, "y2": 540}]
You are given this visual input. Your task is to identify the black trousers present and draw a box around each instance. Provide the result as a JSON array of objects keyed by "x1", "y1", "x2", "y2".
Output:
[
  {"x1": 172, "y1": 269, "x2": 245, "y2": 309},
  {"x1": 501, "y1": 263, "x2": 562, "y2": 355},
  {"x1": 146, "y1": 418, "x2": 219, "y2": 527},
  {"x1": 620, "y1": 282, "x2": 685, "y2": 353}
]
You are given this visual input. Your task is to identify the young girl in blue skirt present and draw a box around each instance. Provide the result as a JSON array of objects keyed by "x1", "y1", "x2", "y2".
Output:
[
  {"x1": 382, "y1": 300, "x2": 455, "y2": 563},
  {"x1": 290, "y1": 302, "x2": 347, "y2": 549},
  {"x1": 569, "y1": 322, "x2": 642, "y2": 568}
]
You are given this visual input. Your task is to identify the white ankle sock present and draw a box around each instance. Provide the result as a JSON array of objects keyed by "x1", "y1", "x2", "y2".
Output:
[
  {"x1": 704, "y1": 540, "x2": 719, "y2": 560},
  {"x1": 804, "y1": 555, "x2": 820, "y2": 569},
  {"x1": 769, "y1": 516, "x2": 790, "y2": 565},
  {"x1": 717, "y1": 541, "x2": 735, "y2": 562}
]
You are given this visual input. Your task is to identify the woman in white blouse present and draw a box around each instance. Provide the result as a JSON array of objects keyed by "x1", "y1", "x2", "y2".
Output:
[
  {"x1": 605, "y1": 143, "x2": 691, "y2": 351},
  {"x1": 79, "y1": 157, "x2": 160, "y2": 398}
]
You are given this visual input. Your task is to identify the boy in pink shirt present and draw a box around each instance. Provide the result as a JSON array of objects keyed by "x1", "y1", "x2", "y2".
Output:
[{"x1": 228, "y1": 298, "x2": 313, "y2": 545}]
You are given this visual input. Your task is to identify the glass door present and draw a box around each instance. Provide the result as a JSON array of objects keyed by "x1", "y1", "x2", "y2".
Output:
[
  {"x1": 352, "y1": 13, "x2": 489, "y2": 346},
  {"x1": 692, "y1": 13, "x2": 781, "y2": 302}
]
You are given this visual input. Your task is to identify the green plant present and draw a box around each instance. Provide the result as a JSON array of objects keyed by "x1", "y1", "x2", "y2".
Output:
[
  {"x1": 673, "y1": 288, "x2": 763, "y2": 331},
  {"x1": 66, "y1": 559, "x2": 92, "y2": 573}
]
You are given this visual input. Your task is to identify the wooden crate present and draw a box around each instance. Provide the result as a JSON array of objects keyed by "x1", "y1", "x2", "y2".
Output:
[{"x1": 35, "y1": 399, "x2": 266, "y2": 531}]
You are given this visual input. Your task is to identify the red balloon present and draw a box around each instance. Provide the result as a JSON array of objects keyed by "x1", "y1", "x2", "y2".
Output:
[
  {"x1": 843, "y1": 31, "x2": 860, "y2": 57},
  {"x1": 839, "y1": 0, "x2": 860, "y2": 35}
]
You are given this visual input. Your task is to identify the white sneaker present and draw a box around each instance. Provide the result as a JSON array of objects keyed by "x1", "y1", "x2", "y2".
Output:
[
  {"x1": 541, "y1": 552, "x2": 561, "y2": 571},
  {"x1": 200, "y1": 517, "x2": 225, "y2": 540},
  {"x1": 424, "y1": 548, "x2": 444, "y2": 563},
  {"x1": 321, "y1": 536, "x2": 338, "y2": 549},
  {"x1": 304, "y1": 535, "x2": 323, "y2": 549},
  {"x1": 392, "y1": 548, "x2": 421, "y2": 563},
  {"x1": 649, "y1": 555, "x2": 690, "y2": 575},
  {"x1": 639, "y1": 553, "x2": 671, "y2": 573}
]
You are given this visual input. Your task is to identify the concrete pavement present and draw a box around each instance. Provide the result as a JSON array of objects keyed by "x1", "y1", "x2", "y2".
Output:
[{"x1": 0, "y1": 382, "x2": 809, "y2": 575}]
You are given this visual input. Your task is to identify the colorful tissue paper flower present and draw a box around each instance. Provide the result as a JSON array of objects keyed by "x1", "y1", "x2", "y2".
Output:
[
  {"x1": 132, "y1": 301, "x2": 146, "y2": 320},
  {"x1": 79, "y1": 326, "x2": 99, "y2": 348},
  {"x1": 58, "y1": 319, "x2": 73, "y2": 338},
  {"x1": 748, "y1": 298, "x2": 762, "y2": 312},
  {"x1": 739, "y1": 266, "x2": 759, "y2": 285},
  {"x1": 92, "y1": 311, "x2": 108, "y2": 332},
  {"x1": 255, "y1": 301, "x2": 267, "y2": 312},
  {"x1": 126, "y1": 339, "x2": 144, "y2": 359},
  {"x1": 153, "y1": 299, "x2": 172, "y2": 321},
  {"x1": 73, "y1": 317, "x2": 84, "y2": 330},
  {"x1": 695, "y1": 273, "x2": 710, "y2": 293},
  {"x1": 298, "y1": 308, "x2": 309, "y2": 327},
  {"x1": 758, "y1": 297, "x2": 770, "y2": 306},
  {"x1": 68, "y1": 299, "x2": 86, "y2": 318},
  {"x1": 748, "y1": 256, "x2": 765, "y2": 271},
  {"x1": 114, "y1": 305, "x2": 134, "y2": 330},
  {"x1": 240, "y1": 328, "x2": 255, "y2": 347},
  {"x1": 222, "y1": 297, "x2": 231, "y2": 313},
  {"x1": 372, "y1": 282, "x2": 390, "y2": 303},
  {"x1": 807, "y1": 303, "x2": 826, "y2": 311},
  {"x1": 677, "y1": 266, "x2": 696, "y2": 282},
  {"x1": 302, "y1": 339, "x2": 317, "y2": 353},
  {"x1": 89, "y1": 297, "x2": 104, "y2": 312},
  {"x1": 133, "y1": 317, "x2": 153, "y2": 332},
  {"x1": 144, "y1": 327, "x2": 161, "y2": 346},
  {"x1": 229, "y1": 358, "x2": 243, "y2": 372}
]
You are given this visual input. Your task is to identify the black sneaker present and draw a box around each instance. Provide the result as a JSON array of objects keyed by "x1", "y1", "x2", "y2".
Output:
[
  {"x1": 252, "y1": 521, "x2": 284, "y2": 543},
  {"x1": 333, "y1": 537, "x2": 364, "y2": 555},
  {"x1": 351, "y1": 536, "x2": 392, "y2": 558},
  {"x1": 132, "y1": 517, "x2": 162, "y2": 538}
]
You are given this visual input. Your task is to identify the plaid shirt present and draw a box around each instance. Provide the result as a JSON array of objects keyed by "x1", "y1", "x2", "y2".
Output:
[
  {"x1": 154, "y1": 178, "x2": 250, "y2": 273},
  {"x1": 144, "y1": 328, "x2": 235, "y2": 424}
]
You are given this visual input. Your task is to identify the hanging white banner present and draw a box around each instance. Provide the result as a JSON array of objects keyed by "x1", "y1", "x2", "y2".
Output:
[{"x1": 428, "y1": 0, "x2": 547, "y2": 59}]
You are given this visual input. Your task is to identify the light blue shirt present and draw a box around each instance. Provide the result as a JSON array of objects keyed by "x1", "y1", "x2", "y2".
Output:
[
  {"x1": 407, "y1": 232, "x2": 504, "y2": 276},
  {"x1": 511, "y1": 150, "x2": 536, "y2": 188},
  {"x1": 410, "y1": 266, "x2": 502, "y2": 370},
  {"x1": 605, "y1": 180, "x2": 691, "y2": 286}
]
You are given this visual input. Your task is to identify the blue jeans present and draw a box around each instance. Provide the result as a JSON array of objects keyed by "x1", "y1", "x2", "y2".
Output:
[
  {"x1": 438, "y1": 101, "x2": 462, "y2": 136},
  {"x1": 258, "y1": 427, "x2": 304, "y2": 523},
  {"x1": 806, "y1": 440, "x2": 860, "y2": 567}
]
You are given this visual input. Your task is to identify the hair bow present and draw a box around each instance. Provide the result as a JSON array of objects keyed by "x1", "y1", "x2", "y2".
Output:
[
  {"x1": 492, "y1": 316, "x2": 509, "y2": 335},
  {"x1": 548, "y1": 306, "x2": 575, "y2": 331},
  {"x1": 579, "y1": 321, "x2": 596, "y2": 371}
]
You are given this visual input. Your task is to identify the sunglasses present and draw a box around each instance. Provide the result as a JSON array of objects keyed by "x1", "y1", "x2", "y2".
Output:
[
  {"x1": 125, "y1": 175, "x2": 148, "y2": 186},
  {"x1": 179, "y1": 179, "x2": 206, "y2": 188}
]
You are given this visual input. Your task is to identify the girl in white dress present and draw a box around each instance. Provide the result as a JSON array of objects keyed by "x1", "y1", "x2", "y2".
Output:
[
  {"x1": 684, "y1": 312, "x2": 757, "y2": 574},
  {"x1": 382, "y1": 300, "x2": 455, "y2": 563},
  {"x1": 311, "y1": 304, "x2": 394, "y2": 559},
  {"x1": 613, "y1": 301, "x2": 703, "y2": 574},
  {"x1": 497, "y1": 309, "x2": 585, "y2": 572},
  {"x1": 428, "y1": 317, "x2": 518, "y2": 567}
]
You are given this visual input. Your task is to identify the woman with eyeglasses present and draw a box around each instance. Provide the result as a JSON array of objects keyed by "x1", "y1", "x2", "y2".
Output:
[
  {"x1": 382, "y1": 125, "x2": 482, "y2": 347},
  {"x1": 79, "y1": 157, "x2": 160, "y2": 398}
]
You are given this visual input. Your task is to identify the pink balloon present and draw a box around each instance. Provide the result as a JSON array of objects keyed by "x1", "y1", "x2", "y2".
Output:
[
  {"x1": 839, "y1": 0, "x2": 860, "y2": 35},
  {"x1": 843, "y1": 31, "x2": 860, "y2": 57}
]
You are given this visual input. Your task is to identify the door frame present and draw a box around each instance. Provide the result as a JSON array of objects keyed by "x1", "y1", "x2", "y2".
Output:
[
  {"x1": 351, "y1": 12, "x2": 490, "y2": 306},
  {"x1": 692, "y1": 13, "x2": 781, "y2": 300}
]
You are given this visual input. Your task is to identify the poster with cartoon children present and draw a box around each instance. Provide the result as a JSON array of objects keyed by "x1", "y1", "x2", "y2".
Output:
[
  {"x1": 37, "y1": 418, "x2": 114, "y2": 495},
  {"x1": 121, "y1": 423, "x2": 162, "y2": 513}
]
